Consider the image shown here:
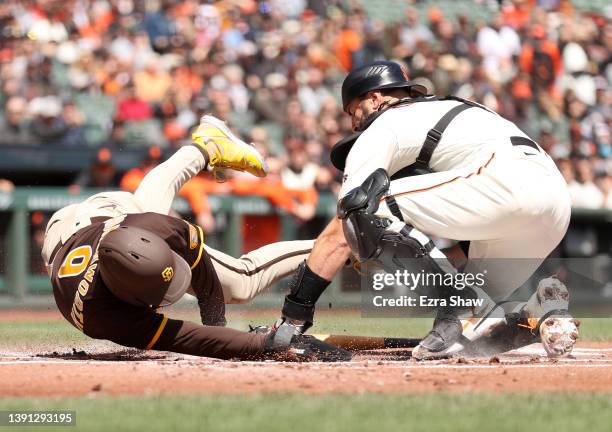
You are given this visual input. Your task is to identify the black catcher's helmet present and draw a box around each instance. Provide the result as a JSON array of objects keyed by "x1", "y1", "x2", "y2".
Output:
[
  {"x1": 99, "y1": 225, "x2": 192, "y2": 307},
  {"x1": 341, "y1": 60, "x2": 427, "y2": 112}
]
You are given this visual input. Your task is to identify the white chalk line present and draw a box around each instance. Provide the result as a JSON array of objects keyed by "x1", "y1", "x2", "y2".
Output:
[
  {"x1": 510, "y1": 346, "x2": 612, "y2": 356},
  {"x1": 344, "y1": 363, "x2": 612, "y2": 370},
  {"x1": 1, "y1": 346, "x2": 611, "y2": 369},
  {"x1": 0, "y1": 360, "x2": 162, "y2": 366},
  {"x1": 1, "y1": 359, "x2": 612, "y2": 371}
]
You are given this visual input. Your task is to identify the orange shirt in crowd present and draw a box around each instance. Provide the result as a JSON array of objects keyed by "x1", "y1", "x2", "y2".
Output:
[
  {"x1": 119, "y1": 167, "x2": 146, "y2": 194},
  {"x1": 74, "y1": 4, "x2": 114, "y2": 39},
  {"x1": 134, "y1": 70, "x2": 172, "y2": 103},
  {"x1": 501, "y1": 1, "x2": 535, "y2": 29},
  {"x1": 230, "y1": 177, "x2": 318, "y2": 214},
  {"x1": 519, "y1": 40, "x2": 562, "y2": 80},
  {"x1": 174, "y1": 65, "x2": 204, "y2": 96},
  {"x1": 334, "y1": 29, "x2": 362, "y2": 71}
]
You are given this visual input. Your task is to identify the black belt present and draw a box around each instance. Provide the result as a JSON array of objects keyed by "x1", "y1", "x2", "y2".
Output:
[{"x1": 510, "y1": 136, "x2": 541, "y2": 153}]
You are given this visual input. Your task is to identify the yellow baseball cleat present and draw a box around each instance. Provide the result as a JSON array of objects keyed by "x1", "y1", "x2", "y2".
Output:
[{"x1": 191, "y1": 115, "x2": 268, "y2": 177}]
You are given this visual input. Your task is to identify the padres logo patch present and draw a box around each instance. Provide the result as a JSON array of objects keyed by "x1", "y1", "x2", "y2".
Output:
[
  {"x1": 188, "y1": 224, "x2": 199, "y2": 250},
  {"x1": 161, "y1": 266, "x2": 174, "y2": 282}
]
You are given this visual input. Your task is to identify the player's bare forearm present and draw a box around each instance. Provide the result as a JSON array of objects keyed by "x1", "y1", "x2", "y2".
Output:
[{"x1": 306, "y1": 217, "x2": 351, "y2": 281}]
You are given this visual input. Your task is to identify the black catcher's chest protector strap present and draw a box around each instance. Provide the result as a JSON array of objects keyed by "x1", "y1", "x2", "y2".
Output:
[
  {"x1": 400, "y1": 102, "x2": 473, "y2": 178},
  {"x1": 330, "y1": 96, "x2": 487, "y2": 178}
]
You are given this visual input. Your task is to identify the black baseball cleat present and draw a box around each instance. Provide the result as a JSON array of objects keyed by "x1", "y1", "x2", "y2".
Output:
[
  {"x1": 413, "y1": 312, "x2": 464, "y2": 359},
  {"x1": 412, "y1": 285, "x2": 506, "y2": 360}
]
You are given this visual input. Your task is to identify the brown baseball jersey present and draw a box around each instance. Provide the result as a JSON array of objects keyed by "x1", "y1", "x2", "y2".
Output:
[{"x1": 49, "y1": 212, "x2": 265, "y2": 359}]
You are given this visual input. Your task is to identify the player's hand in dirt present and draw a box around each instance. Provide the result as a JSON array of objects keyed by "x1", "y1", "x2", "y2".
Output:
[{"x1": 252, "y1": 325, "x2": 352, "y2": 362}]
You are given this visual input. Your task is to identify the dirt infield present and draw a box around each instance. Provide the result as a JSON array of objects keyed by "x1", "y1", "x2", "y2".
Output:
[
  {"x1": 1, "y1": 344, "x2": 612, "y2": 397},
  {"x1": 2, "y1": 309, "x2": 612, "y2": 397}
]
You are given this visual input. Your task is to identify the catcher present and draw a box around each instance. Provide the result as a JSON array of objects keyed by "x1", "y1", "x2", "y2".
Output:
[
  {"x1": 41, "y1": 115, "x2": 350, "y2": 362},
  {"x1": 268, "y1": 61, "x2": 579, "y2": 359}
]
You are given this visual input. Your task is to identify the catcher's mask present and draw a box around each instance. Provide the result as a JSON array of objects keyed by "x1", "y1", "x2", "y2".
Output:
[
  {"x1": 341, "y1": 60, "x2": 427, "y2": 113},
  {"x1": 99, "y1": 225, "x2": 191, "y2": 307}
]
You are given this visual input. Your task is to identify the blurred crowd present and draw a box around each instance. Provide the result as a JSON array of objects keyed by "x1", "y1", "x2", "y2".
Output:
[{"x1": 0, "y1": 0, "x2": 610, "y2": 218}]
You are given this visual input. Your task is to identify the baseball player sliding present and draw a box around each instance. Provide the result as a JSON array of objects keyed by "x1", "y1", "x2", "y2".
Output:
[
  {"x1": 41, "y1": 115, "x2": 350, "y2": 361},
  {"x1": 268, "y1": 60, "x2": 579, "y2": 359}
]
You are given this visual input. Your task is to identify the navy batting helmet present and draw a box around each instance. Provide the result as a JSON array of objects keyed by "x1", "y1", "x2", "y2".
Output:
[{"x1": 341, "y1": 61, "x2": 427, "y2": 112}]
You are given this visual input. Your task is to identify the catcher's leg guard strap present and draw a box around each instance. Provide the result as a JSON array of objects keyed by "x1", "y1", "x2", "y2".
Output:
[
  {"x1": 375, "y1": 224, "x2": 456, "y2": 278},
  {"x1": 384, "y1": 195, "x2": 403, "y2": 220}
]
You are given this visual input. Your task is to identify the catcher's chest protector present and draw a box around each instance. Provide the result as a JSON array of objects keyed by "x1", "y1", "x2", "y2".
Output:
[{"x1": 330, "y1": 95, "x2": 489, "y2": 178}]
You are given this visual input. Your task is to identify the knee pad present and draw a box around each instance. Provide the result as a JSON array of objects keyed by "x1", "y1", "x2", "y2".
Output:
[
  {"x1": 337, "y1": 168, "x2": 390, "y2": 219},
  {"x1": 337, "y1": 169, "x2": 460, "y2": 295},
  {"x1": 341, "y1": 212, "x2": 390, "y2": 261},
  {"x1": 338, "y1": 168, "x2": 391, "y2": 260}
]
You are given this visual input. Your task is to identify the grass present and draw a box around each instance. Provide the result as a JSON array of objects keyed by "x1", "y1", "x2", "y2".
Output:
[
  {"x1": 226, "y1": 308, "x2": 436, "y2": 337},
  {"x1": 1, "y1": 393, "x2": 612, "y2": 432},
  {"x1": 0, "y1": 321, "x2": 89, "y2": 350},
  {"x1": 573, "y1": 318, "x2": 612, "y2": 341},
  {"x1": 1, "y1": 310, "x2": 612, "y2": 352}
]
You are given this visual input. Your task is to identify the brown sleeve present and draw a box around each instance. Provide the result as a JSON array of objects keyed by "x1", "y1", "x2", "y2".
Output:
[
  {"x1": 177, "y1": 219, "x2": 226, "y2": 326},
  {"x1": 85, "y1": 299, "x2": 265, "y2": 359},
  {"x1": 154, "y1": 318, "x2": 266, "y2": 360},
  {"x1": 192, "y1": 250, "x2": 227, "y2": 326}
]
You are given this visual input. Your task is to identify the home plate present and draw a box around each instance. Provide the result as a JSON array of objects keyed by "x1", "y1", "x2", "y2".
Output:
[{"x1": 505, "y1": 344, "x2": 609, "y2": 358}]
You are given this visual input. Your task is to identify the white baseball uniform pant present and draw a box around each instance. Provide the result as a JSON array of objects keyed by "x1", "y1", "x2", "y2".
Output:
[{"x1": 376, "y1": 147, "x2": 571, "y2": 301}]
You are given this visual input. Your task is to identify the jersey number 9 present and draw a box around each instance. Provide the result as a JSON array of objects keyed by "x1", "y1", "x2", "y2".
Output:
[{"x1": 58, "y1": 246, "x2": 92, "y2": 279}]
